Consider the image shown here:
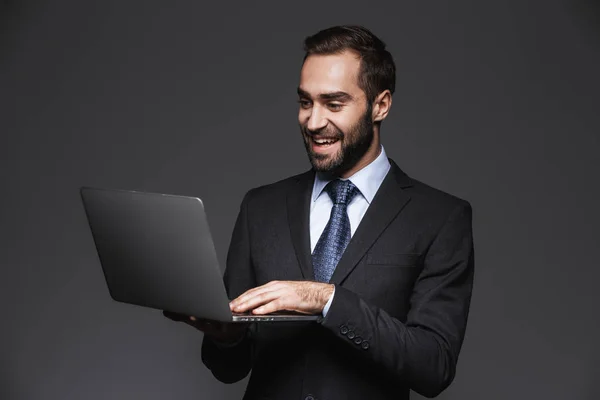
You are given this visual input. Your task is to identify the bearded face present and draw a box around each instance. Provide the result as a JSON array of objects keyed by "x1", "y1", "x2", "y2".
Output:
[
  {"x1": 297, "y1": 51, "x2": 382, "y2": 178},
  {"x1": 300, "y1": 103, "x2": 374, "y2": 178}
]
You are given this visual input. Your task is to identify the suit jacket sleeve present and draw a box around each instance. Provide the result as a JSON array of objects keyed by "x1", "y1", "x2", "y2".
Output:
[
  {"x1": 320, "y1": 200, "x2": 475, "y2": 398},
  {"x1": 201, "y1": 190, "x2": 257, "y2": 383}
]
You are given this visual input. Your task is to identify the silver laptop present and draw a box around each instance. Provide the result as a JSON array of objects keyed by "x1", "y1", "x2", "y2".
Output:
[{"x1": 79, "y1": 187, "x2": 320, "y2": 323}]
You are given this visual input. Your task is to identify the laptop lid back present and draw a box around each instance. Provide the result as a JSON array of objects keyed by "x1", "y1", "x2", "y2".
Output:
[{"x1": 80, "y1": 187, "x2": 234, "y2": 322}]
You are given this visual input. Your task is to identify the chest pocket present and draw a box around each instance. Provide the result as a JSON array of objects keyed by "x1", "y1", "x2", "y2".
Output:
[{"x1": 349, "y1": 252, "x2": 423, "y2": 318}]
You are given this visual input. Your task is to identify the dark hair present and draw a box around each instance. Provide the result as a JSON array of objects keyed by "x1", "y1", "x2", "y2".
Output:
[{"x1": 303, "y1": 25, "x2": 396, "y2": 104}]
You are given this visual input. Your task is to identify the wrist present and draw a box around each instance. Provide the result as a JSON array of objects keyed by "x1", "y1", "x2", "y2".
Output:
[{"x1": 321, "y1": 284, "x2": 335, "y2": 311}]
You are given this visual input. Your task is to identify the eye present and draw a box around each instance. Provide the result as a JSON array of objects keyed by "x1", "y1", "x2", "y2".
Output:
[
  {"x1": 327, "y1": 103, "x2": 343, "y2": 111},
  {"x1": 298, "y1": 99, "x2": 312, "y2": 109}
]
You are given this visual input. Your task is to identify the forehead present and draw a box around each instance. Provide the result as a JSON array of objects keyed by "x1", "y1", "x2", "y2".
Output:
[{"x1": 299, "y1": 51, "x2": 363, "y2": 97}]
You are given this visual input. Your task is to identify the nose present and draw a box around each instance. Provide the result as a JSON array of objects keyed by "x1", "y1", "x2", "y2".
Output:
[{"x1": 305, "y1": 106, "x2": 327, "y2": 133}]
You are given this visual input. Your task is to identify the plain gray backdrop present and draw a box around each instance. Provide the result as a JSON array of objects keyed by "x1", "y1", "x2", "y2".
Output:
[{"x1": 1, "y1": 1, "x2": 599, "y2": 399}]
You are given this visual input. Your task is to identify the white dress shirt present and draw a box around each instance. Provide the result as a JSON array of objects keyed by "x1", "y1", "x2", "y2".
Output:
[{"x1": 310, "y1": 145, "x2": 391, "y2": 317}]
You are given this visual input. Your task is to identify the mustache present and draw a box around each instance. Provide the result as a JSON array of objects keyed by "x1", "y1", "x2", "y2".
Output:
[{"x1": 302, "y1": 125, "x2": 344, "y2": 140}]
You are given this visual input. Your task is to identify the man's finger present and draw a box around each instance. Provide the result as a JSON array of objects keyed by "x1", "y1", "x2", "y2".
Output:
[
  {"x1": 251, "y1": 297, "x2": 298, "y2": 315},
  {"x1": 232, "y1": 289, "x2": 281, "y2": 312},
  {"x1": 251, "y1": 300, "x2": 281, "y2": 315},
  {"x1": 232, "y1": 288, "x2": 287, "y2": 312},
  {"x1": 230, "y1": 281, "x2": 284, "y2": 306},
  {"x1": 231, "y1": 285, "x2": 284, "y2": 310}
]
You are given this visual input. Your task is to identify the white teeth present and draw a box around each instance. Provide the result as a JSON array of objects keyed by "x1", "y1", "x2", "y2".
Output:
[{"x1": 314, "y1": 138, "x2": 337, "y2": 144}]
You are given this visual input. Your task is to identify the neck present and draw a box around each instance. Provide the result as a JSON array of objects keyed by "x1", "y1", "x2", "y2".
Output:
[{"x1": 338, "y1": 135, "x2": 382, "y2": 179}]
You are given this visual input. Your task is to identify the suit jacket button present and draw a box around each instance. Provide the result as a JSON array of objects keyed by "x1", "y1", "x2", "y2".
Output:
[
  {"x1": 347, "y1": 331, "x2": 355, "y2": 339},
  {"x1": 361, "y1": 341, "x2": 370, "y2": 350},
  {"x1": 353, "y1": 336, "x2": 362, "y2": 345},
  {"x1": 305, "y1": 395, "x2": 315, "y2": 400},
  {"x1": 340, "y1": 325, "x2": 349, "y2": 335}
]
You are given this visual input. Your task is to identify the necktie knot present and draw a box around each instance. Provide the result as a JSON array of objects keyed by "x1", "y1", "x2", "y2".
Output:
[{"x1": 325, "y1": 179, "x2": 359, "y2": 206}]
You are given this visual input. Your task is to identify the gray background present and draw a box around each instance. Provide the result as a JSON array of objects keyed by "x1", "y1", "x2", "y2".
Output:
[{"x1": 1, "y1": 1, "x2": 599, "y2": 399}]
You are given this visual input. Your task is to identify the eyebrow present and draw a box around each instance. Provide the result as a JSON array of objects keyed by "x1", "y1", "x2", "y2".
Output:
[{"x1": 297, "y1": 87, "x2": 354, "y2": 102}]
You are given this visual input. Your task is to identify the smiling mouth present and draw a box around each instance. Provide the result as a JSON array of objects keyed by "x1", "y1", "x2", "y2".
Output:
[{"x1": 311, "y1": 137, "x2": 340, "y2": 148}]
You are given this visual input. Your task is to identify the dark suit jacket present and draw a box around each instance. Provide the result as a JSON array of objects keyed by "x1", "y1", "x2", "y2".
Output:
[{"x1": 201, "y1": 159, "x2": 475, "y2": 400}]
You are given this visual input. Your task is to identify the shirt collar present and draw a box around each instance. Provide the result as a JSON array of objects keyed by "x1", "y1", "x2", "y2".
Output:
[{"x1": 311, "y1": 145, "x2": 391, "y2": 204}]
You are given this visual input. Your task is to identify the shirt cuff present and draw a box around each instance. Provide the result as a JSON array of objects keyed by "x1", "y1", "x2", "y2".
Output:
[{"x1": 322, "y1": 286, "x2": 335, "y2": 317}]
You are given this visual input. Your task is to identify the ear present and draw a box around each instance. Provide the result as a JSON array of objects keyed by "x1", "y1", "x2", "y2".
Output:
[{"x1": 372, "y1": 90, "x2": 392, "y2": 123}]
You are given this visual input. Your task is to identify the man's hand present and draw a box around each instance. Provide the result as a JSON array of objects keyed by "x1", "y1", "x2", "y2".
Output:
[
  {"x1": 162, "y1": 311, "x2": 249, "y2": 344},
  {"x1": 229, "y1": 280, "x2": 334, "y2": 315}
]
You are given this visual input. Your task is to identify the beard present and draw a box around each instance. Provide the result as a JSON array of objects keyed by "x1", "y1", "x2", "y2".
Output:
[{"x1": 301, "y1": 106, "x2": 374, "y2": 178}]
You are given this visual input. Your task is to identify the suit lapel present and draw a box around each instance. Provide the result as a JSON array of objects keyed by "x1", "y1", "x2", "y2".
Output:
[
  {"x1": 287, "y1": 170, "x2": 316, "y2": 280},
  {"x1": 329, "y1": 159, "x2": 413, "y2": 285}
]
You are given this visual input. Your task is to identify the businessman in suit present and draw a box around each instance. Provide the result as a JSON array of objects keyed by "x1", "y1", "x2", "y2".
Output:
[{"x1": 164, "y1": 25, "x2": 475, "y2": 400}]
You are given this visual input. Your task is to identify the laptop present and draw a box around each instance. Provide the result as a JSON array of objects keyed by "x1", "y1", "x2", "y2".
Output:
[{"x1": 79, "y1": 186, "x2": 320, "y2": 323}]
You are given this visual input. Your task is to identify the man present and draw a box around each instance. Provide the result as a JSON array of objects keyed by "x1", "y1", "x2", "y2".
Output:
[{"x1": 165, "y1": 25, "x2": 474, "y2": 400}]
